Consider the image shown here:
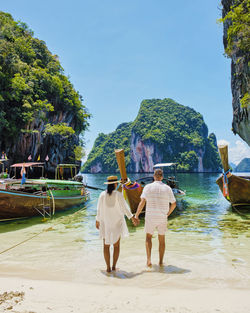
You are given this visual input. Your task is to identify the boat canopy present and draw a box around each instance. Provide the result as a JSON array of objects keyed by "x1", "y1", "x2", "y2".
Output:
[
  {"x1": 0, "y1": 159, "x2": 8, "y2": 163},
  {"x1": 153, "y1": 163, "x2": 176, "y2": 168},
  {"x1": 55, "y1": 164, "x2": 78, "y2": 180},
  {"x1": 10, "y1": 162, "x2": 45, "y2": 179},
  {"x1": 11, "y1": 162, "x2": 44, "y2": 168},
  {"x1": 5, "y1": 179, "x2": 83, "y2": 187},
  {"x1": 56, "y1": 164, "x2": 77, "y2": 168}
]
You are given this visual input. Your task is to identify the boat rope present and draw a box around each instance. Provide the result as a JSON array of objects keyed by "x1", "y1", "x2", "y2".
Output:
[
  {"x1": 49, "y1": 189, "x2": 55, "y2": 215},
  {"x1": 222, "y1": 169, "x2": 231, "y2": 198},
  {"x1": 0, "y1": 227, "x2": 53, "y2": 256},
  {"x1": 84, "y1": 185, "x2": 105, "y2": 191}
]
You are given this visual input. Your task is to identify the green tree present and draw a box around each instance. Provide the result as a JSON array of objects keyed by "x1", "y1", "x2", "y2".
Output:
[
  {"x1": 0, "y1": 11, "x2": 90, "y2": 154},
  {"x1": 219, "y1": 0, "x2": 250, "y2": 57}
]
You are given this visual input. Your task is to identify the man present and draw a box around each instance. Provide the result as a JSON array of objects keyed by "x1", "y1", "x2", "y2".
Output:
[{"x1": 134, "y1": 169, "x2": 176, "y2": 267}]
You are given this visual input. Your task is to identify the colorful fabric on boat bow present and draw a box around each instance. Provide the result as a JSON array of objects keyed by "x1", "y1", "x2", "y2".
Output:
[
  {"x1": 121, "y1": 180, "x2": 142, "y2": 201},
  {"x1": 122, "y1": 181, "x2": 140, "y2": 190},
  {"x1": 222, "y1": 169, "x2": 231, "y2": 199}
]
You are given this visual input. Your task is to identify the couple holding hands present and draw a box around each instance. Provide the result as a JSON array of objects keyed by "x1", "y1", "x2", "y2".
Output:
[{"x1": 96, "y1": 169, "x2": 176, "y2": 273}]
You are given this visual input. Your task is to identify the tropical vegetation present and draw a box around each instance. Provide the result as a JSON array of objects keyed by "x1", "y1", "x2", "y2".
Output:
[
  {"x1": 0, "y1": 12, "x2": 90, "y2": 159},
  {"x1": 219, "y1": 0, "x2": 250, "y2": 109},
  {"x1": 82, "y1": 98, "x2": 221, "y2": 173}
]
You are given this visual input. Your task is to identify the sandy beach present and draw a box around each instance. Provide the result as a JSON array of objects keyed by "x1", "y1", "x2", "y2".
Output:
[
  {"x1": 1, "y1": 276, "x2": 250, "y2": 313},
  {"x1": 0, "y1": 214, "x2": 250, "y2": 313}
]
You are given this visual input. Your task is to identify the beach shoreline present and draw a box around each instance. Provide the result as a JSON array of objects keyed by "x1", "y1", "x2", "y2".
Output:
[
  {"x1": 1, "y1": 230, "x2": 250, "y2": 313},
  {"x1": 0, "y1": 176, "x2": 250, "y2": 313}
]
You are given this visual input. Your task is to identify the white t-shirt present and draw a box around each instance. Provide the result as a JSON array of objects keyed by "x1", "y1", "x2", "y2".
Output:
[
  {"x1": 141, "y1": 181, "x2": 176, "y2": 221},
  {"x1": 96, "y1": 190, "x2": 133, "y2": 245}
]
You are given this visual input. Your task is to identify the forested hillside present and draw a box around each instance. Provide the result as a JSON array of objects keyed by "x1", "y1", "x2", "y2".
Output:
[{"x1": 0, "y1": 12, "x2": 90, "y2": 173}]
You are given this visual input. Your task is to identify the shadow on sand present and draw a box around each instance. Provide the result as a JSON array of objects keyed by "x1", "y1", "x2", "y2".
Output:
[{"x1": 101, "y1": 264, "x2": 190, "y2": 279}]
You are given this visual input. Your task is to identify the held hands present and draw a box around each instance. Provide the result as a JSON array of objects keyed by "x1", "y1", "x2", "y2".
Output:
[{"x1": 131, "y1": 216, "x2": 140, "y2": 226}]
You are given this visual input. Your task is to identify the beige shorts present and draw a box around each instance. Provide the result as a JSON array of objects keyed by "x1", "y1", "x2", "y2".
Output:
[{"x1": 144, "y1": 219, "x2": 167, "y2": 235}]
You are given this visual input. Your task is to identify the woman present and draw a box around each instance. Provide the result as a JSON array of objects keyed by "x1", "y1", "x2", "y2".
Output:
[{"x1": 96, "y1": 175, "x2": 136, "y2": 272}]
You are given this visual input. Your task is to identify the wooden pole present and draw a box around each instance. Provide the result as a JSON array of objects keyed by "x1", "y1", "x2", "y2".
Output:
[
  {"x1": 115, "y1": 149, "x2": 128, "y2": 183},
  {"x1": 218, "y1": 144, "x2": 230, "y2": 172}
]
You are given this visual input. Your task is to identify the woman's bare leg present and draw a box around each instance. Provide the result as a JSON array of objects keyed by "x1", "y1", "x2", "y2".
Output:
[
  {"x1": 103, "y1": 240, "x2": 111, "y2": 272},
  {"x1": 112, "y1": 238, "x2": 120, "y2": 271}
]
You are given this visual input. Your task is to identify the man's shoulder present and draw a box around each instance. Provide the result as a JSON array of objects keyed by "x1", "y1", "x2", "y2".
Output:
[
  {"x1": 161, "y1": 184, "x2": 173, "y2": 193},
  {"x1": 162, "y1": 183, "x2": 172, "y2": 190},
  {"x1": 143, "y1": 182, "x2": 155, "y2": 190}
]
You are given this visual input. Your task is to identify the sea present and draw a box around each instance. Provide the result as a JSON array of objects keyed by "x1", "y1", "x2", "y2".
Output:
[{"x1": 0, "y1": 173, "x2": 249, "y2": 288}]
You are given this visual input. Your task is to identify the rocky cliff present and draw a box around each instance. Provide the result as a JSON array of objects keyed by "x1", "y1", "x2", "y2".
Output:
[
  {"x1": 13, "y1": 112, "x2": 81, "y2": 176},
  {"x1": 221, "y1": 0, "x2": 250, "y2": 145},
  {"x1": 83, "y1": 98, "x2": 221, "y2": 173},
  {"x1": 0, "y1": 12, "x2": 90, "y2": 177}
]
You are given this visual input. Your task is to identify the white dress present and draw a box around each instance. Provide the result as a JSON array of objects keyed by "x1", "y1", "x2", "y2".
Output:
[{"x1": 96, "y1": 190, "x2": 133, "y2": 245}]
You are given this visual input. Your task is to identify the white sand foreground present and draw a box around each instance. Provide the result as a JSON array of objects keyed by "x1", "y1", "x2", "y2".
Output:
[
  {"x1": 0, "y1": 219, "x2": 250, "y2": 313},
  {"x1": 0, "y1": 276, "x2": 250, "y2": 313}
]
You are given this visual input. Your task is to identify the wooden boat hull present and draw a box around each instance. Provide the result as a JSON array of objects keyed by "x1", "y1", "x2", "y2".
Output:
[
  {"x1": 216, "y1": 174, "x2": 250, "y2": 207},
  {"x1": 123, "y1": 186, "x2": 143, "y2": 214},
  {"x1": 115, "y1": 149, "x2": 185, "y2": 214},
  {"x1": 0, "y1": 189, "x2": 88, "y2": 220},
  {"x1": 216, "y1": 144, "x2": 250, "y2": 209}
]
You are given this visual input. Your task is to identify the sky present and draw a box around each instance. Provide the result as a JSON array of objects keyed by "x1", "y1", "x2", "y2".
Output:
[{"x1": 1, "y1": 0, "x2": 249, "y2": 164}]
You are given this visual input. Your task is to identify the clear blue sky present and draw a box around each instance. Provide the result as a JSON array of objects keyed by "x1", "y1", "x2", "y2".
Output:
[{"x1": 2, "y1": 0, "x2": 249, "y2": 163}]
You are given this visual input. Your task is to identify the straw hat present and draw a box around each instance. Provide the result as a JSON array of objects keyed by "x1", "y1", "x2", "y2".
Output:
[{"x1": 104, "y1": 175, "x2": 121, "y2": 184}]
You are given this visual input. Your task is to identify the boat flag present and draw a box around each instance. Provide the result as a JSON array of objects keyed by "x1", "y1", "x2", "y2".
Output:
[
  {"x1": 45, "y1": 155, "x2": 49, "y2": 161},
  {"x1": 28, "y1": 155, "x2": 32, "y2": 161},
  {"x1": 21, "y1": 164, "x2": 26, "y2": 185},
  {"x1": 37, "y1": 155, "x2": 40, "y2": 161}
]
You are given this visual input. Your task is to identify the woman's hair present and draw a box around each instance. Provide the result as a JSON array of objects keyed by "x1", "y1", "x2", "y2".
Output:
[{"x1": 107, "y1": 183, "x2": 116, "y2": 195}]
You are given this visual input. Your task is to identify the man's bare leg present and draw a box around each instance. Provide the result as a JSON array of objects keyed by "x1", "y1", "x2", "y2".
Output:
[
  {"x1": 103, "y1": 240, "x2": 111, "y2": 272},
  {"x1": 158, "y1": 234, "x2": 165, "y2": 266},
  {"x1": 146, "y1": 233, "x2": 152, "y2": 267},
  {"x1": 112, "y1": 238, "x2": 120, "y2": 271}
]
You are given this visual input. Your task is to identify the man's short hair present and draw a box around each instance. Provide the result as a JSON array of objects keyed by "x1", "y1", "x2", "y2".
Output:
[{"x1": 154, "y1": 168, "x2": 163, "y2": 177}]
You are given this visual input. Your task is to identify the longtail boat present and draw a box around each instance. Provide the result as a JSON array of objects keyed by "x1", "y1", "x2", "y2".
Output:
[
  {"x1": 0, "y1": 163, "x2": 89, "y2": 221},
  {"x1": 115, "y1": 149, "x2": 185, "y2": 213},
  {"x1": 216, "y1": 144, "x2": 250, "y2": 209}
]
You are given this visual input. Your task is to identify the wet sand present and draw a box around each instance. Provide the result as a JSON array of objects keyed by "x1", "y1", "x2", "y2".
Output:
[{"x1": 0, "y1": 214, "x2": 250, "y2": 313}]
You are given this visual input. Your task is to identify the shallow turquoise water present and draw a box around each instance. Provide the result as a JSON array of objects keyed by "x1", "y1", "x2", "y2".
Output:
[
  {"x1": 83, "y1": 173, "x2": 250, "y2": 237},
  {"x1": 0, "y1": 173, "x2": 249, "y2": 239},
  {"x1": 0, "y1": 173, "x2": 249, "y2": 286}
]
